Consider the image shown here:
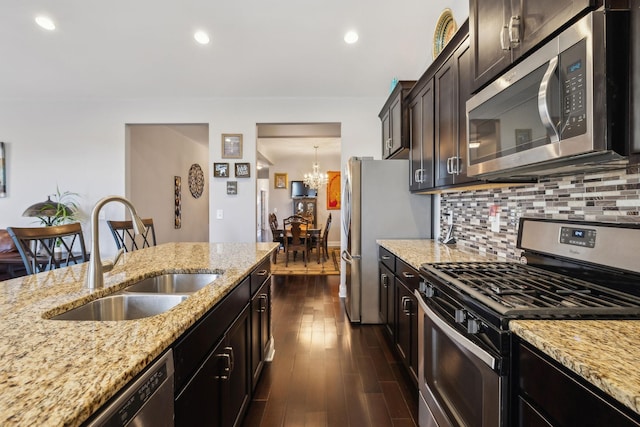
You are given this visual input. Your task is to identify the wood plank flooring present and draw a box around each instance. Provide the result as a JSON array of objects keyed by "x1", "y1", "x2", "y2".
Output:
[{"x1": 242, "y1": 274, "x2": 418, "y2": 427}]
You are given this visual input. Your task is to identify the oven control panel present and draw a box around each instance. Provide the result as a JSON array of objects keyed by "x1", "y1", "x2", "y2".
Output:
[{"x1": 559, "y1": 226, "x2": 596, "y2": 248}]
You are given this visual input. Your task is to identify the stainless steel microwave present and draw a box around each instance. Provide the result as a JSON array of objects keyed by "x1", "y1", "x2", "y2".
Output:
[{"x1": 466, "y1": 8, "x2": 630, "y2": 179}]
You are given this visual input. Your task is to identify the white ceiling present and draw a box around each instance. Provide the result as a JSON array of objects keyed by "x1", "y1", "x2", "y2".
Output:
[{"x1": 1, "y1": 1, "x2": 467, "y2": 99}]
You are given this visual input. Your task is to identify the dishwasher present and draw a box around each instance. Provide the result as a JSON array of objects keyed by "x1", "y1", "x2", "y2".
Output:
[{"x1": 86, "y1": 349, "x2": 174, "y2": 427}]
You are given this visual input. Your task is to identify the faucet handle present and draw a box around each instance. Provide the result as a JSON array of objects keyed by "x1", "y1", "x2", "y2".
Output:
[{"x1": 102, "y1": 248, "x2": 125, "y2": 273}]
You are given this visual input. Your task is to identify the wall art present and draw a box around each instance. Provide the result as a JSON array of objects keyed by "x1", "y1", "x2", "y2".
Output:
[
  {"x1": 221, "y1": 133, "x2": 243, "y2": 159},
  {"x1": 235, "y1": 162, "x2": 250, "y2": 178},
  {"x1": 327, "y1": 171, "x2": 341, "y2": 210},
  {"x1": 227, "y1": 181, "x2": 238, "y2": 195},
  {"x1": 174, "y1": 176, "x2": 182, "y2": 229},
  {"x1": 213, "y1": 162, "x2": 230, "y2": 178},
  {"x1": 274, "y1": 172, "x2": 287, "y2": 189},
  {"x1": 188, "y1": 163, "x2": 204, "y2": 198}
]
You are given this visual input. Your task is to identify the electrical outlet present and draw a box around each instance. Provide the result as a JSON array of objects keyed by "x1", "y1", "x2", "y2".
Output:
[{"x1": 216, "y1": 209, "x2": 223, "y2": 220}]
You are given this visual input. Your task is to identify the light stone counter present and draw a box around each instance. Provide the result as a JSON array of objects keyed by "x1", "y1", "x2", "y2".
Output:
[
  {"x1": 511, "y1": 320, "x2": 640, "y2": 417},
  {"x1": 377, "y1": 239, "x2": 506, "y2": 270},
  {"x1": 0, "y1": 242, "x2": 276, "y2": 427}
]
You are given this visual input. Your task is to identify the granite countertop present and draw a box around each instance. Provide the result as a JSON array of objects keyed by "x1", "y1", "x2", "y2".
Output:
[
  {"x1": 511, "y1": 320, "x2": 640, "y2": 416},
  {"x1": 379, "y1": 239, "x2": 640, "y2": 417},
  {"x1": 377, "y1": 239, "x2": 506, "y2": 270},
  {"x1": 0, "y1": 242, "x2": 277, "y2": 427}
]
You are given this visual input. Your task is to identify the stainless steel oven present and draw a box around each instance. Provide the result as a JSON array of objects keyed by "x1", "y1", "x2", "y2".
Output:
[
  {"x1": 415, "y1": 286, "x2": 507, "y2": 427},
  {"x1": 465, "y1": 8, "x2": 630, "y2": 179}
]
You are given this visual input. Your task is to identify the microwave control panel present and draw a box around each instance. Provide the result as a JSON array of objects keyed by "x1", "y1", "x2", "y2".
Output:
[{"x1": 559, "y1": 39, "x2": 587, "y2": 139}]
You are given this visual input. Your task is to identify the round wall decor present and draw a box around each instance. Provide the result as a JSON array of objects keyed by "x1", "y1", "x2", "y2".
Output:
[
  {"x1": 433, "y1": 9, "x2": 457, "y2": 59},
  {"x1": 188, "y1": 163, "x2": 204, "y2": 198}
]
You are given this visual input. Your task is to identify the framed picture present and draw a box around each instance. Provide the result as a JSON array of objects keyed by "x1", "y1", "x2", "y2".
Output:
[
  {"x1": 515, "y1": 129, "x2": 532, "y2": 146},
  {"x1": 235, "y1": 162, "x2": 250, "y2": 178},
  {"x1": 327, "y1": 171, "x2": 341, "y2": 210},
  {"x1": 221, "y1": 134, "x2": 243, "y2": 159},
  {"x1": 274, "y1": 173, "x2": 288, "y2": 189},
  {"x1": 227, "y1": 181, "x2": 238, "y2": 195},
  {"x1": 213, "y1": 162, "x2": 229, "y2": 178}
]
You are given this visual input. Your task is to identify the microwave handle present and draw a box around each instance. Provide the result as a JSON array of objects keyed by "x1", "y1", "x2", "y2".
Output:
[{"x1": 538, "y1": 56, "x2": 560, "y2": 143}]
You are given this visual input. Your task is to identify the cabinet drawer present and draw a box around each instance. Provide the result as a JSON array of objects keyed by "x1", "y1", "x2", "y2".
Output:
[
  {"x1": 379, "y1": 246, "x2": 395, "y2": 271},
  {"x1": 250, "y1": 257, "x2": 270, "y2": 296},
  {"x1": 395, "y1": 259, "x2": 420, "y2": 291},
  {"x1": 173, "y1": 276, "x2": 250, "y2": 394}
]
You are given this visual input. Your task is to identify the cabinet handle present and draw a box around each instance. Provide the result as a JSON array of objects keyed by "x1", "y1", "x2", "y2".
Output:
[
  {"x1": 401, "y1": 296, "x2": 412, "y2": 315},
  {"x1": 509, "y1": 15, "x2": 521, "y2": 47},
  {"x1": 381, "y1": 255, "x2": 391, "y2": 260},
  {"x1": 213, "y1": 352, "x2": 231, "y2": 380},
  {"x1": 258, "y1": 294, "x2": 268, "y2": 312},
  {"x1": 500, "y1": 25, "x2": 510, "y2": 51},
  {"x1": 226, "y1": 346, "x2": 235, "y2": 375},
  {"x1": 381, "y1": 273, "x2": 388, "y2": 288},
  {"x1": 402, "y1": 271, "x2": 415, "y2": 279},
  {"x1": 386, "y1": 138, "x2": 393, "y2": 149},
  {"x1": 418, "y1": 168, "x2": 424, "y2": 184},
  {"x1": 446, "y1": 157, "x2": 453, "y2": 174},
  {"x1": 255, "y1": 269, "x2": 268, "y2": 276}
]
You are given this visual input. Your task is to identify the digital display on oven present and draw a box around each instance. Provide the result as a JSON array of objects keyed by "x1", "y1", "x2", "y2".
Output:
[
  {"x1": 567, "y1": 60, "x2": 582, "y2": 74},
  {"x1": 559, "y1": 226, "x2": 596, "y2": 248}
]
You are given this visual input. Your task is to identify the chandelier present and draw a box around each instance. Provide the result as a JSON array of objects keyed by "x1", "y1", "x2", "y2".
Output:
[{"x1": 303, "y1": 146, "x2": 328, "y2": 190}]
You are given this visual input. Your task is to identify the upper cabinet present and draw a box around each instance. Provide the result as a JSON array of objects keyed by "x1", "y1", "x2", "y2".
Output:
[
  {"x1": 469, "y1": 0, "x2": 598, "y2": 92},
  {"x1": 379, "y1": 81, "x2": 415, "y2": 159}
]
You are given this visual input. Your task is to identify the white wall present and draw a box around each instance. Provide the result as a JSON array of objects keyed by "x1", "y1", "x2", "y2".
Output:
[
  {"x1": 128, "y1": 124, "x2": 209, "y2": 244},
  {"x1": 0, "y1": 97, "x2": 382, "y2": 256}
]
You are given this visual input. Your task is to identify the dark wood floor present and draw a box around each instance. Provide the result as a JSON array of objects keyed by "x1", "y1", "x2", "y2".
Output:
[{"x1": 242, "y1": 274, "x2": 418, "y2": 427}]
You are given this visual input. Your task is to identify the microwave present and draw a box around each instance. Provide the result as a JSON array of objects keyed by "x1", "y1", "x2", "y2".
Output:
[{"x1": 466, "y1": 8, "x2": 630, "y2": 179}]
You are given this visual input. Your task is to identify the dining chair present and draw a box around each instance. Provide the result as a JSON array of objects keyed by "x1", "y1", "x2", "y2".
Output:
[
  {"x1": 107, "y1": 218, "x2": 156, "y2": 252},
  {"x1": 7, "y1": 223, "x2": 88, "y2": 275},
  {"x1": 283, "y1": 215, "x2": 311, "y2": 267},
  {"x1": 269, "y1": 213, "x2": 284, "y2": 263},
  {"x1": 308, "y1": 213, "x2": 331, "y2": 263}
]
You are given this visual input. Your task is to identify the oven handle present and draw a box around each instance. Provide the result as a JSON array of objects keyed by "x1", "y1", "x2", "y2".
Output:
[
  {"x1": 538, "y1": 56, "x2": 560, "y2": 143},
  {"x1": 414, "y1": 290, "x2": 497, "y2": 370}
]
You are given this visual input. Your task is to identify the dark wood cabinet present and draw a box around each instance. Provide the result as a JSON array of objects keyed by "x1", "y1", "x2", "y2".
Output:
[
  {"x1": 513, "y1": 338, "x2": 640, "y2": 427},
  {"x1": 435, "y1": 35, "x2": 476, "y2": 187},
  {"x1": 250, "y1": 276, "x2": 271, "y2": 391},
  {"x1": 378, "y1": 245, "x2": 419, "y2": 388},
  {"x1": 470, "y1": 0, "x2": 597, "y2": 92},
  {"x1": 408, "y1": 79, "x2": 435, "y2": 191},
  {"x1": 379, "y1": 80, "x2": 415, "y2": 159},
  {"x1": 175, "y1": 306, "x2": 250, "y2": 427}
]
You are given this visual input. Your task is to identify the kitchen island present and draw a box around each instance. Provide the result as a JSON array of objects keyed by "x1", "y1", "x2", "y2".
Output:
[
  {"x1": 378, "y1": 239, "x2": 640, "y2": 419},
  {"x1": 0, "y1": 242, "x2": 276, "y2": 426}
]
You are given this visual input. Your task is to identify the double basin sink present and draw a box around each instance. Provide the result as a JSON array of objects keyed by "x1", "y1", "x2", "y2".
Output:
[{"x1": 51, "y1": 273, "x2": 221, "y2": 321}]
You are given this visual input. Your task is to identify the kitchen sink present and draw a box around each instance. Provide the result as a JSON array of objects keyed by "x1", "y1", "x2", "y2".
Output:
[
  {"x1": 50, "y1": 294, "x2": 188, "y2": 321},
  {"x1": 124, "y1": 273, "x2": 221, "y2": 294}
]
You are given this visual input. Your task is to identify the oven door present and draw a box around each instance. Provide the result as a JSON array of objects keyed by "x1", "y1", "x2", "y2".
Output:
[{"x1": 416, "y1": 290, "x2": 505, "y2": 427}]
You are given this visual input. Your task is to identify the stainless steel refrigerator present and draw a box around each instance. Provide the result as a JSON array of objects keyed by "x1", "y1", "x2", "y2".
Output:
[{"x1": 341, "y1": 157, "x2": 432, "y2": 323}]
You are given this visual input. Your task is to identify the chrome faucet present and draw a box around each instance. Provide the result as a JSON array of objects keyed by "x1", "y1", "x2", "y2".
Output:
[{"x1": 86, "y1": 195, "x2": 146, "y2": 290}]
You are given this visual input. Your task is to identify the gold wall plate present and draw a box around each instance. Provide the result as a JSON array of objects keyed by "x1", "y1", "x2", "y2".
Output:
[{"x1": 433, "y1": 9, "x2": 457, "y2": 59}]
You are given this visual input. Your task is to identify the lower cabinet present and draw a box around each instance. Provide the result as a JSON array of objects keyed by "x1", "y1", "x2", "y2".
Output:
[
  {"x1": 378, "y1": 246, "x2": 419, "y2": 388},
  {"x1": 173, "y1": 258, "x2": 272, "y2": 427},
  {"x1": 250, "y1": 278, "x2": 271, "y2": 391},
  {"x1": 513, "y1": 338, "x2": 640, "y2": 426}
]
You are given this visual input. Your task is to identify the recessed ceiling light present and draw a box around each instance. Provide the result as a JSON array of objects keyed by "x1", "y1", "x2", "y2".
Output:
[
  {"x1": 344, "y1": 30, "x2": 359, "y2": 44},
  {"x1": 194, "y1": 31, "x2": 210, "y2": 45},
  {"x1": 35, "y1": 16, "x2": 55, "y2": 31}
]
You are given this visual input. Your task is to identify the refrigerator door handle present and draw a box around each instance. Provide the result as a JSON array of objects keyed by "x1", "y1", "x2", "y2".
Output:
[{"x1": 341, "y1": 250, "x2": 361, "y2": 264}]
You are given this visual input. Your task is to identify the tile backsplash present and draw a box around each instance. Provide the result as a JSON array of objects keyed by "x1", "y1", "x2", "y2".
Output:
[{"x1": 440, "y1": 165, "x2": 640, "y2": 260}]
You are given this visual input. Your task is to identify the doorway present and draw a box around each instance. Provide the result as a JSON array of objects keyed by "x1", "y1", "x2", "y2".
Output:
[
  {"x1": 126, "y1": 124, "x2": 210, "y2": 244},
  {"x1": 255, "y1": 122, "x2": 342, "y2": 249}
]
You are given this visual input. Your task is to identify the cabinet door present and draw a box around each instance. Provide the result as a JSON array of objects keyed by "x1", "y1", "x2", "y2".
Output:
[
  {"x1": 435, "y1": 55, "x2": 456, "y2": 188},
  {"x1": 379, "y1": 262, "x2": 394, "y2": 337},
  {"x1": 470, "y1": 0, "x2": 512, "y2": 92},
  {"x1": 395, "y1": 280, "x2": 417, "y2": 385},
  {"x1": 513, "y1": 0, "x2": 594, "y2": 62},
  {"x1": 381, "y1": 108, "x2": 392, "y2": 158},
  {"x1": 250, "y1": 280, "x2": 271, "y2": 390},
  {"x1": 389, "y1": 95, "x2": 403, "y2": 157},
  {"x1": 224, "y1": 308, "x2": 250, "y2": 427},
  {"x1": 453, "y1": 37, "x2": 476, "y2": 185},
  {"x1": 409, "y1": 80, "x2": 435, "y2": 191}
]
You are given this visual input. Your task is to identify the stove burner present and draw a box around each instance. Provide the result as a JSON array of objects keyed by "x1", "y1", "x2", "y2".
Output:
[{"x1": 420, "y1": 262, "x2": 640, "y2": 317}]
